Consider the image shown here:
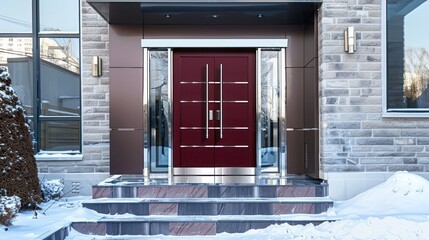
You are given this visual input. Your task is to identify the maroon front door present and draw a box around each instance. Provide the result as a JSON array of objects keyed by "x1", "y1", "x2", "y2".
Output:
[{"x1": 173, "y1": 50, "x2": 256, "y2": 169}]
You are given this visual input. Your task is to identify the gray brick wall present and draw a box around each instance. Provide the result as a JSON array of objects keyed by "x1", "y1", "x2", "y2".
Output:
[
  {"x1": 319, "y1": 0, "x2": 429, "y2": 173},
  {"x1": 81, "y1": 0, "x2": 110, "y2": 172},
  {"x1": 37, "y1": 0, "x2": 110, "y2": 173}
]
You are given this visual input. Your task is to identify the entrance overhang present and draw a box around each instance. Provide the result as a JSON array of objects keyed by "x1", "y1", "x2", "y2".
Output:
[{"x1": 87, "y1": 0, "x2": 321, "y2": 25}]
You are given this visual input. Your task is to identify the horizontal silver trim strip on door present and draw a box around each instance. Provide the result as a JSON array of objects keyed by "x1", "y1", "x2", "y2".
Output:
[
  {"x1": 180, "y1": 145, "x2": 248, "y2": 148},
  {"x1": 180, "y1": 127, "x2": 248, "y2": 130},
  {"x1": 180, "y1": 82, "x2": 248, "y2": 84},
  {"x1": 173, "y1": 168, "x2": 215, "y2": 175},
  {"x1": 180, "y1": 100, "x2": 248, "y2": 103},
  {"x1": 214, "y1": 145, "x2": 248, "y2": 148},
  {"x1": 180, "y1": 81, "x2": 206, "y2": 84},
  {"x1": 173, "y1": 167, "x2": 255, "y2": 176},
  {"x1": 180, "y1": 145, "x2": 214, "y2": 148},
  {"x1": 223, "y1": 82, "x2": 248, "y2": 84},
  {"x1": 215, "y1": 167, "x2": 255, "y2": 175}
]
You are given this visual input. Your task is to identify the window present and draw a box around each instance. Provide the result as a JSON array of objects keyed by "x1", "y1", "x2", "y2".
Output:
[
  {"x1": 39, "y1": 0, "x2": 79, "y2": 33},
  {"x1": 0, "y1": 38, "x2": 34, "y2": 115},
  {"x1": 385, "y1": 0, "x2": 429, "y2": 113},
  {"x1": 0, "y1": 1, "x2": 81, "y2": 154},
  {"x1": 0, "y1": 1, "x2": 32, "y2": 33}
]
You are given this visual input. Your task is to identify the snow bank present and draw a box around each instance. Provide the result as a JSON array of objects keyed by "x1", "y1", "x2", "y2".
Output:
[{"x1": 333, "y1": 171, "x2": 429, "y2": 217}]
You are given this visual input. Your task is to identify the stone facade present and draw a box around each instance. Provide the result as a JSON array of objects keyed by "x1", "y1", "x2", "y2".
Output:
[
  {"x1": 36, "y1": 1, "x2": 110, "y2": 195},
  {"x1": 35, "y1": 0, "x2": 429, "y2": 199},
  {"x1": 81, "y1": 0, "x2": 110, "y2": 173},
  {"x1": 319, "y1": 0, "x2": 429, "y2": 176},
  {"x1": 37, "y1": 1, "x2": 110, "y2": 174}
]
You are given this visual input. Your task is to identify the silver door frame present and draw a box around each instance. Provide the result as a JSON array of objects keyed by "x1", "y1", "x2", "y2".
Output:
[{"x1": 143, "y1": 40, "x2": 288, "y2": 182}]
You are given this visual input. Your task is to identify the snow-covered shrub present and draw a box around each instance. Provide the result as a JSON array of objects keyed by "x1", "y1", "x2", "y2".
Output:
[
  {"x1": 0, "y1": 67, "x2": 42, "y2": 207},
  {"x1": 40, "y1": 179, "x2": 64, "y2": 201},
  {"x1": 0, "y1": 195, "x2": 21, "y2": 226}
]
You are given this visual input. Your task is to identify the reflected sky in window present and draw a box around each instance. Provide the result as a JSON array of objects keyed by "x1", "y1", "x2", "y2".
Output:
[
  {"x1": 40, "y1": 0, "x2": 79, "y2": 33},
  {"x1": 405, "y1": 1, "x2": 429, "y2": 49},
  {"x1": 0, "y1": 0, "x2": 32, "y2": 33}
]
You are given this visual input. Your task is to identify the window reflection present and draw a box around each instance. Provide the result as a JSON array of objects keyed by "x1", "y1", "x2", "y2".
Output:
[
  {"x1": 40, "y1": 121, "x2": 80, "y2": 151},
  {"x1": 149, "y1": 50, "x2": 170, "y2": 173},
  {"x1": 387, "y1": 0, "x2": 429, "y2": 109},
  {"x1": 0, "y1": 0, "x2": 32, "y2": 33},
  {"x1": 40, "y1": 38, "x2": 80, "y2": 73},
  {"x1": 40, "y1": 38, "x2": 80, "y2": 117},
  {"x1": 259, "y1": 50, "x2": 281, "y2": 173},
  {"x1": 0, "y1": 38, "x2": 33, "y2": 116},
  {"x1": 39, "y1": 0, "x2": 79, "y2": 33}
]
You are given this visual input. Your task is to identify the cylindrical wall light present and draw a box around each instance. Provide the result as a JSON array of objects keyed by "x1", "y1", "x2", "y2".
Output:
[
  {"x1": 344, "y1": 27, "x2": 356, "y2": 54},
  {"x1": 91, "y1": 56, "x2": 102, "y2": 77}
]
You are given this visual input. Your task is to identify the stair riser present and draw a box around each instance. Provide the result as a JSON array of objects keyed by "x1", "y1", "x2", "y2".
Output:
[
  {"x1": 93, "y1": 185, "x2": 328, "y2": 199},
  {"x1": 72, "y1": 220, "x2": 328, "y2": 236},
  {"x1": 83, "y1": 202, "x2": 332, "y2": 215}
]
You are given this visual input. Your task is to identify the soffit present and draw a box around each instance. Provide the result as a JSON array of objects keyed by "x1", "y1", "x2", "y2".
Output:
[{"x1": 87, "y1": 0, "x2": 321, "y2": 25}]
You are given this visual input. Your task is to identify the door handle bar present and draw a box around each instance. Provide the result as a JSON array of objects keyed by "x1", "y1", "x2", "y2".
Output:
[
  {"x1": 206, "y1": 64, "x2": 209, "y2": 139},
  {"x1": 220, "y1": 64, "x2": 223, "y2": 139}
]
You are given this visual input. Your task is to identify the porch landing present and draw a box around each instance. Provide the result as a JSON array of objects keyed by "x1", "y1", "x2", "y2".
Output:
[{"x1": 92, "y1": 175, "x2": 328, "y2": 199}]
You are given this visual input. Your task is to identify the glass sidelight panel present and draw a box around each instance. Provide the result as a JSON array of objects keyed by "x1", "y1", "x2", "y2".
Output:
[
  {"x1": 148, "y1": 50, "x2": 171, "y2": 173},
  {"x1": 257, "y1": 49, "x2": 286, "y2": 175}
]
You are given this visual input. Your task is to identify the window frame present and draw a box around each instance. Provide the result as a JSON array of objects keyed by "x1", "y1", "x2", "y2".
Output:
[
  {"x1": 0, "y1": 0, "x2": 83, "y2": 157},
  {"x1": 382, "y1": 0, "x2": 429, "y2": 117}
]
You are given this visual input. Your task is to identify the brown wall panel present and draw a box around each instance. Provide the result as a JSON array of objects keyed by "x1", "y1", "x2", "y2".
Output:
[
  {"x1": 304, "y1": 24, "x2": 315, "y2": 66},
  {"x1": 110, "y1": 130, "x2": 143, "y2": 174},
  {"x1": 110, "y1": 25, "x2": 143, "y2": 68},
  {"x1": 287, "y1": 131, "x2": 305, "y2": 174},
  {"x1": 304, "y1": 58, "x2": 317, "y2": 128},
  {"x1": 286, "y1": 68, "x2": 304, "y2": 128},
  {"x1": 110, "y1": 68, "x2": 143, "y2": 129},
  {"x1": 304, "y1": 130, "x2": 319, "y2": 179},
  {"x1": 285, "y1": 26, "x2": 305, "y2": 68}
]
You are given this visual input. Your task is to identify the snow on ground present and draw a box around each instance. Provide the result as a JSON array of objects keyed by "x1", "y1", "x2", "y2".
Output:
[
  {"x1": 332, "y1": 171, "x2": 429, "y2": 217},
  {"x1": 4, "y1": 171, "x2": 429, "y2": 239},
  {"x1": 1, "y1": 196, "x2": 94, "y2": 239}
]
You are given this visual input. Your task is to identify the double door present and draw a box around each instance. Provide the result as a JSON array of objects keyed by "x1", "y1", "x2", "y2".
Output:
[{"x1": 173, "y1": 50, "x2": 255, "y2": 170}]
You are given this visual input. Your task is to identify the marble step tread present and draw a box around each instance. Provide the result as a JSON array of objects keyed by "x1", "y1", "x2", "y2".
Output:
[
  {"x1": 84, "y1": 196, "x2": 333, "y2": 204},
  {"x1": 76, "y1": 213, "x2": 338, "y2": 223},
  {"x1": 71, "y1": 215, "x2": 337, "y2": 236}
]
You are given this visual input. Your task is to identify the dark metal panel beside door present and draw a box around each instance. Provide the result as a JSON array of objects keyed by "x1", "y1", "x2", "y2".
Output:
[
  {"x1": 286, "y1": 131, "x2": 305, "y2": 174},
  {"x1": 110, "y1": 25, "x2": 143, "y2": 68},
  {"x1": 286, "y1": 68, "x2": 304, "y2": 128},
  {"x1": 110, "y1": 68, "x2": 143, "y2": 129},
  {"x1": 110, "y1": 129, "x2": 143, "y2": 174}
]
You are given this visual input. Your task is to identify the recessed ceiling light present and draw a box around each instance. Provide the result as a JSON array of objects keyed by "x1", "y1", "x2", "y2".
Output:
[
  {"x1": 257, "y1": 14, "x2": 263, "y2": 18},
  {"x1": 212, "y1": 14, "x2": 219, "y2": 18},
  {"x1": 165, "y1": 14, "x2": 171, "y2": 18}
]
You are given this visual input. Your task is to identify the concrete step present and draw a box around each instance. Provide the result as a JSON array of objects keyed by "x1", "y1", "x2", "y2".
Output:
[
  {"x1": 83, "y1": 197, "x2": 333, "y2": 215},
  {"x1": 72, "y1": 214, "x2": 336, "y2": 236}
]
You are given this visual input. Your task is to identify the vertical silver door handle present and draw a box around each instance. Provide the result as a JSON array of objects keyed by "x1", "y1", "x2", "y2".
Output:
[
  {"x1": 206, "y1": 64, "x2": 209, "y2": 139},
  {"x1": 220, "y1": 64, "x2": 223, "y2": 139}
]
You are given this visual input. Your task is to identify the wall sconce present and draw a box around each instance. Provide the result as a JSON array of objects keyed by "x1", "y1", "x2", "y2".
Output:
[
  {"x1": 344, "y1": 27, "x2": 356, "y2": 54},
  {"x1": 91, "y1": 56, "x2": 102, "y2": 77}
]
